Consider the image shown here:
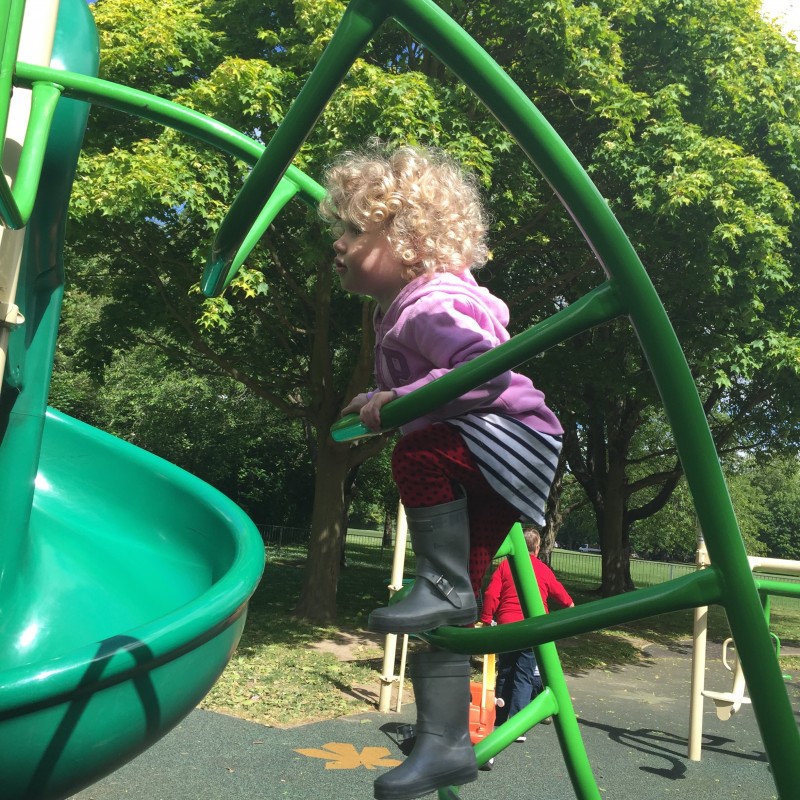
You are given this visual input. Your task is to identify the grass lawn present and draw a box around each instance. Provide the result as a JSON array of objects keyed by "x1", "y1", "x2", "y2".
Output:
[{"x1": 200, "y1": 540, "x2": 800, "y2": 727}]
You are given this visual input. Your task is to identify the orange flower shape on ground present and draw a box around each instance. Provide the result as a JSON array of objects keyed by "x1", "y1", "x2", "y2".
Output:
[{"x1": 294, "y1": 742, "x2": 402, "y2": 770}]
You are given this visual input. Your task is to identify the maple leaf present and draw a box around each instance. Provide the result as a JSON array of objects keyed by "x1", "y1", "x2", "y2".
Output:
[{"x1": 294, "y1": 741, "x2": 402, "y2": 770}]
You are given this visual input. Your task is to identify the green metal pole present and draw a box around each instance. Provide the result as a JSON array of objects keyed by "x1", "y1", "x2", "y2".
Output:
[
  {"x1": 205, "y1": 0, "x2": 392, "y2": 293},
  {"x1": 505, "y1": 524, "x2": 600, "y2": 800}
]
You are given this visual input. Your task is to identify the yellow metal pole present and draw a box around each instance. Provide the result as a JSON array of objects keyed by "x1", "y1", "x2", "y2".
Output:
[
  {"x1": 688, "y1": 536, "x2": 709, "y2": 761},
  {"x1": 395, "y1": 633, "x2": 409, "y2": 711}
]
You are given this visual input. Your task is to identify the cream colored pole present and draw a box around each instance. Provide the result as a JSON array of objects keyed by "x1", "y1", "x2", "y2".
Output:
[
  {"x1": 0, "y1": 0, "x2": 60, "y2": 398},
  {"x1": 687, "y1": 535, "x2": 710, "y2": 761},
  {"x1": 377, "y1": 636, "x2": 398, "y2": 713},
  {"x1": 748, "y1": 555, "x2": 800, "y2": 575},
  {"x1": 377, "y1": 502, "x2": 408, "y2": 713},
  {"x1": 395, "y1": 632, "x2": 408, "y2": 712}
]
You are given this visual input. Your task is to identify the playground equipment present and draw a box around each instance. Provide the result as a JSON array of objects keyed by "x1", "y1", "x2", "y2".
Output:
[
  {"x1": 691, "y1": 539, "x2": 751, "y2": 733},
  {"x1": 2, "y1": 0, "x2": 797, "y2": 798},
  {"x1": 0, "y1": 2, "x2": 265, "y2": 797},
  {"x1": 200, "y1": 0, "x2": 800, "y2": 797},
  {"x1": 688, "y1": 542, "x2": 800, "y2": 759},
  {"x1": 378, "y1": 502, "x2": 411, "y2": 714}
]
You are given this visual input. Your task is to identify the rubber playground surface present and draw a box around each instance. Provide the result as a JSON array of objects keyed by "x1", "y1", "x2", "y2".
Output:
[{"x1": 71, "y1": 640, "x2": 799, "y2": 800}]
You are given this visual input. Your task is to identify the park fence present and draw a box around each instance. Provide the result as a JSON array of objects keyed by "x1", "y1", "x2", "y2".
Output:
[
  {"x1": 258, "y1": 524, "x2": 800, "y2": 611},
  {"x1": 258, "y1": 524, "x2": 311, "y2": 550},
  {"x1": 260, "y1": 524, "x2": 703, "y2": 581},
  {"x1": 259, "y1": 524, "x2": 392, "y2": 560},
  {"x1": 550, "y1": 549, "x2": 696, "y2": 588}
]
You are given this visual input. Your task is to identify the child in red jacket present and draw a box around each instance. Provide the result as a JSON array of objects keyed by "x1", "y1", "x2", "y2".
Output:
[{"x1": 481, "y1": 527, "x2": 573, "y2": 743}]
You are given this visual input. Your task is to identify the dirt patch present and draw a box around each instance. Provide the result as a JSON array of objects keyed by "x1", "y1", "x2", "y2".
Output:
[
  {"x1": 309, "y1": 629, "x2": 386, "y2": 661},
  {"x1": 310, "y1": 630, "x2": 417, "y2": 711}
]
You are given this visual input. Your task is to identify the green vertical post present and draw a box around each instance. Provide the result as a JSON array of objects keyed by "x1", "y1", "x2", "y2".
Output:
[{"x1": 505, "y1": 524, "x2": 600, "y2": 799}]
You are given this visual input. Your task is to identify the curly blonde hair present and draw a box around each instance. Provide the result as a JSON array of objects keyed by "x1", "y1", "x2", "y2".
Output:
[{"x1": 319, "y1": 142, "x2": 489, "y2": 281}]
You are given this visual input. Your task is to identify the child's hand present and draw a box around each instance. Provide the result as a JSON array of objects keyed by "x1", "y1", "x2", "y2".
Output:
[
  {"x1": 359, "y1": 390, "x2": 395, "y2": 431},
  {"x1": 341, "y1": 392, "x2": 371, "y2": 418},
  {"x1": 341, "y1": 390, "x2": 395, "y2": 431}
]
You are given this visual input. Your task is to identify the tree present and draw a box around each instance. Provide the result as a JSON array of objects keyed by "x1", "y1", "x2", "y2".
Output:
[
  {"x1": 736, "y1": 453, "x2": 800, "y2": 561},
  {"x1": 62, "y1": 0, "x2": 497, "y2": 623},
  {"x1": 61, "y1": 0, "x2": 800, "y2": 616}
]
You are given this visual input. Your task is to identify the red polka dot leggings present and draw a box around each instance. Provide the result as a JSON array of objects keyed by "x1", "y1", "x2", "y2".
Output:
[{"x1": 392, "y1": 424, "x2": 520, "y2": 594}]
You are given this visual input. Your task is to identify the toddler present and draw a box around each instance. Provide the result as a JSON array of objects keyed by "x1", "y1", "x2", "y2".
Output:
[{"x1": 321, "y1": 142, "x2": 562, "y2": 800}]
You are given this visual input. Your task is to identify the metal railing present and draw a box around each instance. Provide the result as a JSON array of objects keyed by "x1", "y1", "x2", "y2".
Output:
[{"x1": 259, "y1": 526, "x2": 799, "y2": 612}]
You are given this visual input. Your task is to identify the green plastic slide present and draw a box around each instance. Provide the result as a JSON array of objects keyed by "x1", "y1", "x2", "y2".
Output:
[{"x1": 0, "y1": 3, "x2": 265, "y2": 797}]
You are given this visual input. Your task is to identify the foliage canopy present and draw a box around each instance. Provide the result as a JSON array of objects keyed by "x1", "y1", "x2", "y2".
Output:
[{"x1": 53, "y1": 0, "x2": 800, "y2": 616}]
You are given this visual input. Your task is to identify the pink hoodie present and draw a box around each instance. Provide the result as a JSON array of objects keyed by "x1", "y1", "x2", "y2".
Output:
[{"x1": 374, "y1": 271, "x2": 563, "y2": 436}]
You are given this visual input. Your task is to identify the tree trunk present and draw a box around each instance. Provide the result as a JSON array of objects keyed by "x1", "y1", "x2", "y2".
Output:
[
  {"x1": 293, "y1": 437, "x2": 353, "y2": 623},
  {"x1": 592, "y1": 508, "x2": 637, "y2": 594},
  {"x1": 382, "y1": 510, "x2": 393, "y2": 548},
  {"x1": 566, "y1": 385, "x2": 641, "y2": 596},
  {"x1": 597, "y1": 402, "x2": 638, "y2": 595},
  {"x1": 540, "y1": 448, "x2": 568, "y2": 566},
  {"x1": 294, "y1": 288, "x2": 388, "y2": 622}
]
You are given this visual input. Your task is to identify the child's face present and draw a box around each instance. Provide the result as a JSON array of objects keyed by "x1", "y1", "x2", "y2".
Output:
[{"x1": 333, "y1": 220, "x2": 407, "y2": 311}]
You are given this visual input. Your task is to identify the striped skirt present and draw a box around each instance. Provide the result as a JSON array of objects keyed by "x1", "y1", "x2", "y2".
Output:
[{"x1": 444, "y1": 412, "x2": 562, "y2": 526}]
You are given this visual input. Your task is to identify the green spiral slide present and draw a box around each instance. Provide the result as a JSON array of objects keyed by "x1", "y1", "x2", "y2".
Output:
[{"x1": 0, "y1": 2, "x2": 265, "y2": 797}]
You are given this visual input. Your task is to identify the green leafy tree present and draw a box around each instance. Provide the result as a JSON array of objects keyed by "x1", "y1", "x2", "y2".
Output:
[
  {"x1": 50, "y1": 293, "x2": 316, "y2": 524},
  {"x1": 472, "y1": 0, "x2": 800, "y2": 593},
  {"x1": 60, "y1": 0, "x2": 800, "y2": 619},
  {"x1": 736, "y1": 454, "x2": 800, "y2": 561}
]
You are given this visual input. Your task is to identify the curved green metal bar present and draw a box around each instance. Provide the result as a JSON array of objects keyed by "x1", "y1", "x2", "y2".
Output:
[
  {"x1": 223, "y1": 177, "x2": 300, "y2": 291},
  {"x1": 756, "y1": 579, "x2": 800, "y2": 601},
  {"x1": 0, "y1": 79, "x2": 64, "y2": 228},
  {"x1": 14, "y1": 61, "x2": 326, "y2": 293},
  {"x1": 13, "y1": 61, "x2": 325, "y2": 212},
  {"x1": 417, "y1": 1, "x2": 800, "y2": 788},
  {"x1": 422, "y1": 568, "x2": 724, "y2": 655},
  {"x1": 331, "y1": 280, "x2": 625, "y2": 441},
  {"x1": 0, "y1": 0, "x2": 68, "y2": 229}
]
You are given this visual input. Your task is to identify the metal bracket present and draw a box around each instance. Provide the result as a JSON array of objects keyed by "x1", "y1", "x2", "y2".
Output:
[{"x1": 1, "y1": 301, "x2": 24, "y2": 328}]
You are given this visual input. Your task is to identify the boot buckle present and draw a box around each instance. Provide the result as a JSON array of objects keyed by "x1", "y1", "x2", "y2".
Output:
[
  {"x1": 418, "y1": 566, "x2": 464, "y2": 609},
  {"x1": 433, "y1": 574, "x2": 454, "y2": 598},
  {"x1": 431, "y1": 574, "x2": 463, "y2": 608}
]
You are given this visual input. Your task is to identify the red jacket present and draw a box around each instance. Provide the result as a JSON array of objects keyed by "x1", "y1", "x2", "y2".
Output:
[{"x1": 480, "y1": 555, "x2": 573, "y2": 625}]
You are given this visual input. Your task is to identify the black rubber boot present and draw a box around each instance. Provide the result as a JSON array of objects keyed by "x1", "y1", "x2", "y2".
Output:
[
  {"x1": 374, "y1": 650, "x2": 478, "y2": 800},
  {"x1": 368, "y1": 498, "x2": 477, "y2": 634}
]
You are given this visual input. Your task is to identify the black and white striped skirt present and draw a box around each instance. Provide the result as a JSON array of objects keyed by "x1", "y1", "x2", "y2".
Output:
[{"x1": 445, "y1": 412, "x2": 562, "y2": 526}]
